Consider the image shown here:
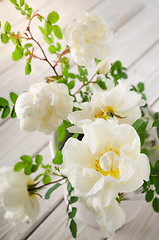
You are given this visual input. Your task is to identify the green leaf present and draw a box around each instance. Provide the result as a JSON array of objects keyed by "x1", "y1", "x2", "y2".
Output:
[
  {"x1": 20, "y1": 155, "x2": 32, "y2": 163},
  {"x1": 53, "y1": 150, "x2": 63, "y2": 165},
  {"x1": 138, "y1": 82, "x2": 145, "y2": 92},
  {"x1": 1, "y1": 106, "x2": 10, "y2": 119},
  {"x1": 154, "y1": 160, "x2": 159, "y2": 175},
  {"x1": 10, "y1": 92, "x2": 18, "y2": 104},
  {"x1": 1, "y1": 33, "x2": 9, "y2": 44},
  {"x1": 132, "y1": 119, "x2": 144, "y2": 131},
  {"x1": 153, "y1": 112, "x2": 159, "y2": 120},
  {"x1": 52, "y1": 25, "x2": 63, "y2": 39},
  {"x1": 31, "y1": 164, "x2": 38, "y2": 172},
  {"x1": 19, "y1": 0, "x2": 24, "y2": 6},
  {"x1": 45, "y1": 20, "x2": 52, "y2": 35},
  {"x1": 4, "y1": 21, "x2": 11, "y2": 33},
  {"x1": 56, "y1": 121, "x2": 71, "y2": 148},
  {"x1": 69, "y1": 219, "x2": 77, "y2": 238},
  {"x1": 27, "y1": 8, "x2": 33, "y2": 15},
  {"x1": 72, "y1": 133, "x2": 79, "y2": 139},
  {"x1": 24, "y1": 165, "x2": 32, "y2": 175},
  {"x1": 70, "y1": 196, "x2": 78, "y2": 204},
  {"x1": 11, "y1": 106, "x2": 17, "y2": 118},
  {"x1": 12, "y1": 45, "x2": 24, "y2": 61},
  {"x1": 68, "y1": 80, "x2": 75, "y2": 90},
  {"x1": 0, "y1": 97, "x2": 9, "y2": 108},
  {"x1": 97, "y1": 78, "x2": 107, "y2": 90},
  {"x1": 157, "y1": 127, "x2": 159, "y2": 138},
  {"x1": 43, "y1": 35, "x2": 52, "y2": 45},
  {"x1": 39, "y1": 26, "x2": 45, "y2": 35},
  {"x1": 43, "y1": 174, "x2": 51, "y2": 184},
  {"x1": 48, "y1": 45, "x2": 57, "y2": 53},
  {"x1": 56, "y1": 42, "x2": 61, "y2": 51},
  {"x1": 14, "y1": 162, "x2": 25, "y2": 172},
  {"x1": 145, "y1": 190, "x2": 154, "y2": 202},
  {"x1": 24, "y1": 43, "x2": 32, "y2": 49},
  {"x1": 68, "y1": 208, "x2": 77, "y2": 219},
  {"x1": 45, "y1": 183, "x2": 61, "y2": 199},
  {"x1": 10, "y1": 0, "x2": 17, "y2": 4},
  {"x1": 34, "y1": 173, "x2": 43, "y2": 181},
  {"x1": 47, "y1": 11, "x2": 59, "y2": 24},
  {"x1": 25, "y1": 62, "x2": 31, "y2": 75},
  {"x1": 24, "y1": 3, "x2": 29, "y2": 10},
  {"x1": 152, "y1": 197, "x2": 159, "y2": 212},
  {"x1": 35, "y1": 155, "x2": 43, "y2": 165},
  {"x1": 67, "y1": 181, "x2": 73, "y2": 194},
  {"x1": 152, "y1": 119, "x2": 159, "y2": 128},
  {"x1": 141, "y1": 148, "x2": 149, "y2": 156},
  {"x1": 69, "y1": 73, "x2": 77, "y2": 79}
]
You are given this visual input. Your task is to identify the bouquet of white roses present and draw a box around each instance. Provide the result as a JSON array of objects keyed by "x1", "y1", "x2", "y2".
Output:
[{"x1": 0, "y1": 1, "x2": 159, "y2": 238}]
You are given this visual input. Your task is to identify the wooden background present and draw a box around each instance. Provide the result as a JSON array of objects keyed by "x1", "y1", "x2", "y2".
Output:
[{"x1": 0, "y1": 0, "x2": 159, "y2": 239}]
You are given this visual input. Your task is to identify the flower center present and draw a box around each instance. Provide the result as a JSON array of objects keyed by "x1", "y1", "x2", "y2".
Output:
[
  {"x1": 95, "y1": 148, "x2": 120, "y2": 179},
  {"x1": 95, "y1": 106, "x2": 114, "y2": 120}
]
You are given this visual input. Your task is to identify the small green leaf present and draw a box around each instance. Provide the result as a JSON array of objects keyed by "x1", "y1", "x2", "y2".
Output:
[
  {"x1": 70, "y1": 196, "x2": 78, "y2": 204},
  {"x1": 25, "y1": 62, "x2": 31, "y2": 75},
  {"x1": 39, "y1": 26, "x2": 45, "y2": 35},
  {"x1": 0, "y1": 97, "x2": 9, "y2": 108},
  {"x1": 69, "y1": 73, "x2": 77, "y2": 79},
  {"x1": 1, "y1": 33, "x2": 9, "y2": 44},
  {"x1": 68, "y1": 208, "x2": 77, "y2": 219},
  {"x1": 56, "y1": 42, "x2": 61, "y2": 51},
  {"x1": 11, "y1": 106, "x2": 17, "y2": 118},
  {"x1": 138, "y1": 82, "x2": 145, "y2": 92},
  {"x1": 24, "y1": 3, "x2": 29, "y2": 10},
  {"x1": 19, "y1": 0, "x2": 24, "y2": 6},
  {"x1": 34, "y1": 173, "x2": 43, "y2": 181},
  {"x1": 43, "y1": 174, "x2": 51, "y2": 184},
  {"x1": 24, "y1": 43, "x2": 32, "y2": 49},
  {"x1": 53, "y1": 150, "x2": 63, "y2": 165},
  {"x1": 14, "y1": 162, "x2": 25, "y2": 172},
  {"x1": 10, "y1": 0, "x2": 17, "y2": 4},
  {"x1": 145, "y1": 190, "x2": 154, "y2": 202},
  {"x1": 132, "y1": 119, "x2": 144, "y2": 130},
  {"x1": 10, "y1": 92, "x2": 18, "y2": 104},
  {"x1": 4, "y1": 21, "x2": 11, "y2": 33},
  {"x1": 12, "y1": 45, "x2": 24, "y2": 61},
  {"x1": 47, "y1": 11, "x2": 59, "y2": 24},
  {"x1": 20, "y1": 155, "x2": 32, "y2": 163},
  {"x1": 97, "y1": 78, "x2": 107, "y2": 90},
  {"x1": 141, "y1": 148, "x2": 149, "y2": 156},
  {"x1": 45, "y1": 183, "x2": 61, "y2": 199},
  {"x1": 67, "y1": 181, "x2": 73, "y2": 193},
  {"x1": 152, "y1": 197, "x2": 159, "y2": 212},
  {"x1": 45, "y1": 20, "x2": 52, "y2": 35},
  {"x1": 154, "y1": 160, "x2": 159, "y2": 175},
  {"x1": 27, "y1": 8, "x2": 33, "y2": 15},
  {"x1": 48, "y1": 45, "x2": 56, "y2": 53},
  {"x1": 152, "y1": 119, "x2": 159, "y2": 128},
  {"x1": 68, "y1": 80, "x2": 75, "y2": 90},
  {"x1": 69, "y1": 219, "x2": 77, "y2": 238},
  {"x1": 52, "y1": 25, "x2": 63, "y2": 39},
  {"x1": 72, "y1": 133, "x2": 79, "y2": 139},
  {"x1": 153, "y1": 112, "x2": 159, "y2": 120},
  {"x1": 24, "y1": 165, "x2": 32, "y2": 175},
  {"x1": 43, "y1": 35, "x2": 52, "y2": 45},
  {"x1": 1, "y1": 106, "x2": 10, "y2": 119},
  {"x1": 31, "y1": 164, "x2": 38, "y2": 172},
  {"x1": 35, "y1": 155, "x2": 43, "y2": 165}
]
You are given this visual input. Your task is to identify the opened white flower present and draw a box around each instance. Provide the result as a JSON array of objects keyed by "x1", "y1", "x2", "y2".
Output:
[
  {"x1": 15, "y1": 82, "x2": 73, "y2": 134},
  {"x1": 64, "y1": 12, "x2": 113, "y2": 66},
  {"x1": 0, "y1": 167, "x2": 40, "y2": 225},
  {"x1": 68, "y1": 80, "x2": 145, "y2": 132},
  {"x1": 81, "y1": 196, "x2": 125, "y2": 238},
  {"x1": 61, "y1": 119, "x2": 150, "y2": 207},
  {"x1": 96, "y1": 59, "x2": 110, "y2": 75}
]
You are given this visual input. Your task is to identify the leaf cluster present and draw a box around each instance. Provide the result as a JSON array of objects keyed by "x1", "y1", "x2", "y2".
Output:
[
  {"x1": 0, "y1": 92, "x2": 18, "y2": 119},
  {"x1": 110, "y1": 60, "x2": 128, "y2": 86},
  {"x1": 9, "y1": 0, "x2": 33, "y2": 19},
  {"x1": 66, "y1": 181, "x2": 78, "y2": 238},
  {"x1": 132, "y1": 119, "x2": 149, "y2": 146},
  {"x1": 131, "y1": 82, "x2": 146, "y2": 100},
  {"x1": 143, "y1": 160, "x2": 159, "y2": 212}
]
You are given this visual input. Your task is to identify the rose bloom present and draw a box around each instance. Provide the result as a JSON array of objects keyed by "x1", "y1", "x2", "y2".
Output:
[
  {"x1": 68, "y1": 80, "x2": 145, "y2": 132},
  {"x1": 15, "y1": 82, "x2": 73, "y2": 134},
  {"x1": 0, "y1": 167, "x2": 40, "y2": 224},
  {"x1": 61, "y1": 119, "x2": 150, "y2": 207},
  {"x1": 64, "y1": 12, "x2": 113, "y2": 66},
  {"x1": 81, "y1": 196, "x2": 125, "y2": 238}
]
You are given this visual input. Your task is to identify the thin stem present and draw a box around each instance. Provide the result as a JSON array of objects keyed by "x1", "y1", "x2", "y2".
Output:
[{"x1": 73, "y1": 72, "x2": 97, "y2": 96}]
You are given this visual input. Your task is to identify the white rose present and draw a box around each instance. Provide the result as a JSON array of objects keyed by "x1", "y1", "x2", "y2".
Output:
[
  {"x1": 82, "y1": 197, "x2": 125, "y2": 238},
  {"x1": 96, "y1": 59, "x2": 110, "y2": 74},
  {"x1": 68, "y1": 80, "x2": 145, "y2": 132},
  {"x1": 15, "y1": 82, "x2": 73, "y2": 134},
  {"x1": 64, "y1": 12, "x2": 113, "y2": 66},
  {"x1": 61, "y1": 119, "x2": 150, "y2": 207},
  {"x1": 0, "y1": 167, "x2": 40, "y2": 224}
]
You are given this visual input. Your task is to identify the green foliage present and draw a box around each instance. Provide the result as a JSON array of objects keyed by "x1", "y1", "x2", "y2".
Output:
[
  {"x1": 0, "y1": 93, "x2": 18, "y2": 119},
  {"x1": 12, "y1": 45, "x2": 24, "y2": 61},
  {"x1": 145, "y1": 190, "x2": 154, "y2": 202},
  {"x1": 47, "y1": 11, "x2": 59, "y2": 24},
  {"x1": 52, "y1": 25, "x2": 63, "y2": 39},
  {"x1": 10, "y1": 92, "x2": 18, "y2": 104},
  {"x1": 70, "y1": 196, "x2": 78, "y2": 204},
  {"x1": 53, "y1": 150, "x2": 63, "y2": 165},
  {"x1": 141, "y1": 148, "x2": 149, "y2": 156},
  {"x1": 4, "y1": 21, "x2": 11, "y2": 34},
  {"x1": 152, "y1": 197, "x2": 159, "y2": 212},
  {"x1": 45, "y1": 20, "x2": 52, "y2": 35},
  {"x1": 56, "y1": 120, "x2": 71, "y2": 149},
  {"x1": 110, "y1": 61, "x2": 127, "y2": 85},
  {"x1": 69, "y1": 219, "x2": 77, "y2": 238},
  {"x1": 45, "y1": 183, "x2": 61, "y2": 199},
  {"x1": 132, "y1": 119, "x2": 149, "y2": 146},
  {"x1": 1, "y1": 33, "x2": 9, "y2": 44},
  {"x1": 96, "y1": 77, "x2": 107, "y2": 90},
  {"x1": 48, "y1": 45, "x2": 57, "y2": 54},
  {"x1": 131, "y1": 82, "x2": 146, "y2": 100},
  {"x1": 43, "y1": 174, "x2": 51, "y2": 184},
  {"x1": 9, "y1": 0, "x2": 33, "y2": 19},
  {"x1": 35, "y1": 155, "x2": 43, "y2": 165},
  {"x1": 25, "y1": 62, "x2": 31, "y2": 75}
]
